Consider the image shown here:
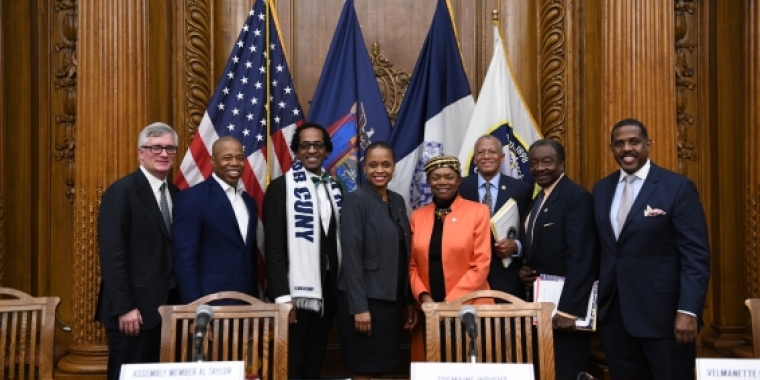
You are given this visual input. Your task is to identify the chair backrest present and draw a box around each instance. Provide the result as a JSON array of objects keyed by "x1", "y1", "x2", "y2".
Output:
[
  {"x1": 159, "y1": 292, "x2": 291, "y2": 380},
  {"x1": 0, "y1": 287, "x2": 61, "y2": 380},
  {"x1": 746, "y1": 298, "x2": 760, "y2": 357},
  {"x1": 422, "y1": 290, "x2": 556, "y2": 380}
]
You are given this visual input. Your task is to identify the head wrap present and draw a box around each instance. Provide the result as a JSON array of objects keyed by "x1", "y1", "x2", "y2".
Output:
[{"x1": 424, "y1": 156, "x2": 461, "y2": 177}]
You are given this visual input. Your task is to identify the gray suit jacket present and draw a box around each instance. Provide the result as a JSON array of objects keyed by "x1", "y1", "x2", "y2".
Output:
[{"x1": 336, "y1": 185, "x2": 411, "y2": 314}]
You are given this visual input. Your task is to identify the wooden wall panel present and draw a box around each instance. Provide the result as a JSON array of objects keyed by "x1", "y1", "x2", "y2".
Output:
[
  {"x1": 0, "y1": 0, "x2": 6, "y2": 288},
  {"x1": 601, "y1": 0, "x2": 678, "y2": 175},
  {"x1": 1, "y1": 0, "x2": 34, "y2": 292}
]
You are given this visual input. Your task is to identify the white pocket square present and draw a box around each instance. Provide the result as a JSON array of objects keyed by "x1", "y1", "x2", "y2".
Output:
[
  {"x1": 644, "y1": 205, "x2": 666, "y2": 217},
  {"x1": 543, "y1": 223, "x2": 554, "y2": 227}
]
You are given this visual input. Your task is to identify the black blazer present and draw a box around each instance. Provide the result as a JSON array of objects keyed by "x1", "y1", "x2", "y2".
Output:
[
  {"x1": 524, "y1": 175, "x2": 598, "y2": 317},
  {"x1": 96, "y1": 169, "x2": 178, "y2": 330},
  {"x1": 263, "y1": 175, "x2": 342, "y2": 301},
  {"x1": 459, "y1": 174, "x2": 532, "y2": 298},
  {"x1": 336, "y1": 185, "x2": 412, "y2": 314}
]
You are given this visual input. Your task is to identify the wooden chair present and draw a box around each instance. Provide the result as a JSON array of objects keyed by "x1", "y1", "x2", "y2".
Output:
[
  {"x1": 159, "y1": 292, "x2": 292, "y2": 380},
  {"x1": 746, "y1": 298, "x2": 760, "y2": 357},
  {"x1": 0, "y1": 287, "x2": 61, "y2": 380},
  {"x1": 422, "y1": 290, "x2": 556, "y2": 380}
]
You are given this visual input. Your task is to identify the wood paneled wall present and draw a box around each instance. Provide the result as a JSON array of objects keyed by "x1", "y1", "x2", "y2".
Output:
[{"x1": 0, "y1": 0, "x2": 757, "y2": 377}]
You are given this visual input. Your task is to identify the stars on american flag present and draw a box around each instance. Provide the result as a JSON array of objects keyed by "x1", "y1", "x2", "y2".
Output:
[{"x1": 204, "y1": 7, "x2": 303, "y2": 158}]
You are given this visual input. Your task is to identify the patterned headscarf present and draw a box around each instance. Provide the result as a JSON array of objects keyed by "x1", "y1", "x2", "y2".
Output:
[{"x1": 424, "y1": 155, "x2": 461, "y2": 177}]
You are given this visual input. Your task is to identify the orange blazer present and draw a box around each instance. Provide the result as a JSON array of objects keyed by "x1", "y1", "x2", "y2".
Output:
[{"x1": 409, "y1": 195, "x2": 493, "y2": 305}]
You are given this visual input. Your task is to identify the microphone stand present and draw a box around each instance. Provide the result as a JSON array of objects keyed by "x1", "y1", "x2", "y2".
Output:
[
  {"x1": 194, "y1": 337, "x2": 205, "y2": 362},
  {"x1": 468, "y1": 336, "x2": 477, "y2": 363}
]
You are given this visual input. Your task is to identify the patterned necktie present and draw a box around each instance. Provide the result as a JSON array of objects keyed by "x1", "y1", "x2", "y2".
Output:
[
  {"x1": 311, "y1": 171, "x2": 330, "y2": 185},
  {"x1": 159, "y1": 182, "x2": 171, "y2": 234},
  {"x1": 617, "y1": 174, "x2": 636, "y2": 235},
  {"x1": 526, "y1": 190, "x2": 545, "y2": 255},
  {"x1": 482, "y1": 182, "x2": 493, "y2": 215}
]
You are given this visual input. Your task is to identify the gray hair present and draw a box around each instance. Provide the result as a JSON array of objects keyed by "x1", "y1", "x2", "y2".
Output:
[
  {"x1": 474, "y1": 135, "x2": 502, "y2": 151},
  {"x1": 137, "y1": 122, "x2": 178, "y2": 148}
]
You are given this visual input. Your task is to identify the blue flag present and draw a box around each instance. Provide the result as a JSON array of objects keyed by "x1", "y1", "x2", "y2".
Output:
[
  {"x1": 388, "y1": 0, "x2": 474, "y2": 211},
  {"x1": 307, "y1": 0, "x2": 392, "y2": 192}
]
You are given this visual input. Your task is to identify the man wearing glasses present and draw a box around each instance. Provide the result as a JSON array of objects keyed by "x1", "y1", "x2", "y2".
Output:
[
  {"x1": 459, "y1": 135, "x2": 533, "y2": 300},
  {"x1": 263, "y1": 123, "x2": 343, "y2": 379},
  {"x1": 96, "y1": 122, "x2": 181, "y2": 380}
]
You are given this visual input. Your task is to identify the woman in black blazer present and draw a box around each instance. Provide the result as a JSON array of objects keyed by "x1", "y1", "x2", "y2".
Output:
[{"x1": 336, "y1": 142, "x2": 418, "y2": 378}]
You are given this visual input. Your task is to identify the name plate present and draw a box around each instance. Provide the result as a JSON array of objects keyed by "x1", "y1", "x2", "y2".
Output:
[
  {"x1": 697, "y1": 358, "x2": 760, "y2": 379},
  {"x1": 120, "y1": 361, "x2": 245, "y2": 380},
  {"x1": 411, "y1": 362, "x2": 534, "y2": 380}
]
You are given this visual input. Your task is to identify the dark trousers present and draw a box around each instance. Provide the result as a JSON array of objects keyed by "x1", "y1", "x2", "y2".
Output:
[
  {"x1": 553, "y1": 328, "x2": 590, "y2": 380},
  {"x1": 599, "y1": 294, "x2": 696, "y2": 380},
  {"x1": 288, "y1": 273, "x2": 337, "y2": 379},
  {"x1": 106, "y1": 327, "x2": 161, "y2": 380}
]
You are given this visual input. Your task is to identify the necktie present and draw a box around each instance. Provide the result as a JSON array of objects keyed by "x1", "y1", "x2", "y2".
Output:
[
  {"x1": 159, "y1": 183, "x2": 171, "y2": 234},
  {"x1": 617, "y1": 174, "x2": 636, "y2": 234},
  {"x1": 526, "y1": 190, "x2": 545, "y2": 256},
  {"x1": 482, "y1": 182, "x2": 493, "y2": 215},
  {"x1": 311, "y1": 172, "x2": 330, "y2": 185}
]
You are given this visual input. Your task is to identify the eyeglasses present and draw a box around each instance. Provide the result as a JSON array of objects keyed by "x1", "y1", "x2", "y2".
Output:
[
  {"x1": 141, "y1": 145, "x2": 178, "y2": 154},
  {"x1": 298, "y1": 141, "x2": 326, "y2": 151}
]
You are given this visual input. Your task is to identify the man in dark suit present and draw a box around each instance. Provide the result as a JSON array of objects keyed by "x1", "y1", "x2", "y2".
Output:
[
  {"x1": 263, "y1": 123, "x2": 342, "y2": 379},
  {"x1": 97, "y1": 122, "x2": 181, "y2": 380},
  {"x1": 459, "y1": 135, "x2": 532, "y2": 299},
  {"x1": 172, "y1": 136, "x2": 258, "y2": 304},
  {"x1": 593, "y1": 118, "x2": 710, "y2": 380},
  {"x1": 518, "y1": 139, "x2": 598, "y2": 380}
]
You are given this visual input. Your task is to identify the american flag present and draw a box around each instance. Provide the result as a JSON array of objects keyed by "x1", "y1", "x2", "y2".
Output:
[{"x1": 175, "y1": 0, "x2": 304, "y2": 291}]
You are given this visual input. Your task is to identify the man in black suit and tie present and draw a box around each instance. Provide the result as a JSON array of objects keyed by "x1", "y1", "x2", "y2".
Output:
[
  {"x1": 593, "y1": 118, "x2": 710, "y2": 379},
  {"x1": 96, "y1": 122, "x2": 181, "y2": 380},
  {"x1": 518, "y1": 139, "x2": 598, "y2": 380},
  {"x1": 459, "y1": 135, "x2": 532, "y2": 299},
  {"x1": 263, "y1": 123, "x2": 343, "y2": 379}
]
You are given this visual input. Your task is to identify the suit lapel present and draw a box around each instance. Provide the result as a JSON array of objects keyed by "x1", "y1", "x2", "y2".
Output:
[
  {"x1": 133, "y1": 170, "x2": 170, "y2": 237},
  {"x1": 600, "y1": 175, "x2": 618, "y2": 241},
  {"x1": 242, "y1": 193, "x2": 257, "y2": 248},
  {"x1": 208, "y1": 179, "x2": 245, "y2": 242},
  {"x1": 529, "y1": 177, "x2": 564, "y2": 261},
  {"x1": 620, "y1": 165, "x2": 660, "y2": 234},
  {"x1": 494, "y1": 175, "x2": 511, "y2": 211}
]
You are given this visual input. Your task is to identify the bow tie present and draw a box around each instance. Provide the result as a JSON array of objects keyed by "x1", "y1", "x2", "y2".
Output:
[{"x1": 311, "y1": 172, "x2": 331, "y2": 185}]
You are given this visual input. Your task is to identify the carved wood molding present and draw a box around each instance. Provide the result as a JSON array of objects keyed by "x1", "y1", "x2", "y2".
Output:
[
  {"x1": 538, "y1": 0, "x2": 566, "y2": 143},
  {"x1": 746, "y1": 0, "x2": 760, "y2": 301},
  {"x1": 370, "y1": 42, "x2": 410, "y2": 125},
  {"x1": 54, "y1": 0, "x2": 78, "y2": 203},
  {"x1": 71, "y1": 186, "x2": 105, "y2": 345},
  {"x1": 184, "y1": 0, "x2": 212, "y2": 140},
  {"x1": 675, "y1": 0, "x2": 697, "y2": 168}
]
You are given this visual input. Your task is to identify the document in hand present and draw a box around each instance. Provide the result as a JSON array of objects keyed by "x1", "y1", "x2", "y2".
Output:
[
  {"x1": 533, "y1": 274, "x2": 598, "y2": 331},
  {"x1": 490, "y1": 198, "x2": 519, "y2": 268}
]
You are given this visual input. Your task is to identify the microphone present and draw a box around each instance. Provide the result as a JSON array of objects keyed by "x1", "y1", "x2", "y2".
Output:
[
  {"x1": 459, "y1": 306, "x2": 478, "y2": 339},
  {"x1": 194, "y1": 305, "x2": 214, "y2": 342}
]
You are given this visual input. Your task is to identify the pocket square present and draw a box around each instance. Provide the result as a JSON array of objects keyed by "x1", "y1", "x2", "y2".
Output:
[
  {"x1": 644, "y1": 205, "x2": 666, "y2": 217},
  {"x1": 543, "y1": 223, "x2": 554, "y2": 227}
]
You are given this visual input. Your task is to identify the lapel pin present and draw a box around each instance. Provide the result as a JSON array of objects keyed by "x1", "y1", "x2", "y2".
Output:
[
  {"x1": 452, "y1": 218, "x2": 457, "y2": 222},
  {"x1": 501, "y1": 185, "x2": 506, "y2": 190},
  {"x1": 543, "y1": 208, "x2": 548, "y2": 212}
]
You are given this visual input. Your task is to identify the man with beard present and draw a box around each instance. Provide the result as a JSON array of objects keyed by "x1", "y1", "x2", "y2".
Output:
[
  {"x1": 459, "y1": 135, "x2": 533, "y2": 299},
  {"x1": 264, "y1": 123, "x2": 343, "y2": 379},
  {"x1": 593, "y1": 118, "x2": 710, "y2": 379},
  {"x1": 519, "y1": 139, "x2": 598, "y2": 379},
  {"x1": 172, "y1": 136, "x2": 259, "y2": 304}
]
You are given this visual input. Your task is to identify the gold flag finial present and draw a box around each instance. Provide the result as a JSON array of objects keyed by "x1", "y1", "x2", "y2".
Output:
[{"x1": 492, "y1": 9, "x2": 499, "y2": 22}]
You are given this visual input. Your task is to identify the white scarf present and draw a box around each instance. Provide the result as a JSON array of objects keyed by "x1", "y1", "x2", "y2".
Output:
[{"x1": 285, "y1": 159, "x2": 343, "y2": 312}]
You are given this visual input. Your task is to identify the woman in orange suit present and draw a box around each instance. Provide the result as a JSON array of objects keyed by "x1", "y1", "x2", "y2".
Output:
[{"x1": 408, "y1": 156, "x2": 493, "y2": 360}]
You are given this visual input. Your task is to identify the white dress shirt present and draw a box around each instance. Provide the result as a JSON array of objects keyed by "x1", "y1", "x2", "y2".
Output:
[{"x1": 212, "y1": 173, "x2": 249, "y2": 242}]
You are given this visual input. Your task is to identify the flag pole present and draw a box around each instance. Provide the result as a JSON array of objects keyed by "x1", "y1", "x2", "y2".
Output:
[{"x1": 265, "y1": 0, "x2": 272, "y2": 185}]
